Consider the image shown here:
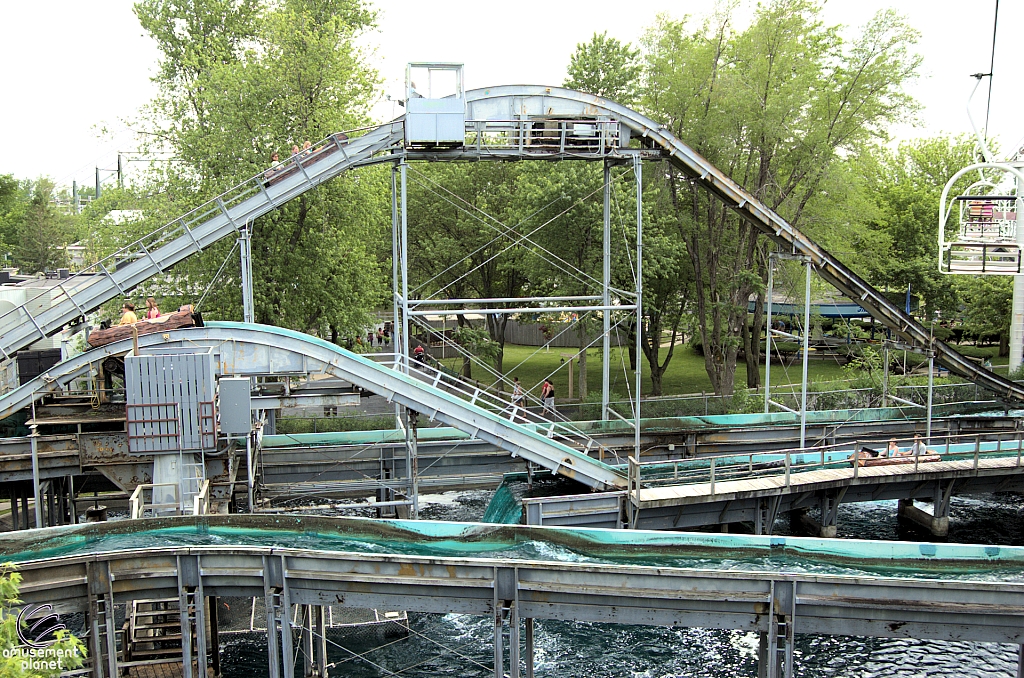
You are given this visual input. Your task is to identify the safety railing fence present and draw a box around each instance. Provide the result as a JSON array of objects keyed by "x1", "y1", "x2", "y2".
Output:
[
  {"x1": 627, "y1": 429, "x2": 1024, "y2": 497},
  {"x1": 596, "y1": 381, "x2": 1004, "y2": 421},
  {"x1": 399, "y1": 357, "x2": 622, "y2": 463},
  {"x1": 129, "y1": 482, "x2": 181, "y2": 519},
  {"x1": 465, "y1": 119, "x2": 621, "y2": 155},
  {"x1": 193, "y1": 479, "x2": 210, "y2": 516}
]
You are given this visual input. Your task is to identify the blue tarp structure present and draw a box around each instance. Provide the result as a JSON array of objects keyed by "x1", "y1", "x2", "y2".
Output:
[{"x1": 747, "y1": 301, "x2": 872, "y2": 318}]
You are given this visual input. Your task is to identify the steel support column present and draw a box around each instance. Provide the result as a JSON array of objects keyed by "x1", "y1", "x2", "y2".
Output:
[
  {"x1": 800, "y1": 260, "x2": 811, "y2": 449},
  {"x1": 30, "y1": 425, "x2": 41, "y2": 528},
  {"x1": 400, "y1": 161, "x2": 410, "y2": 376},
  {"x1": 239, "y1": 225, "x2": 254, "y2": 324},
  {"x1": 509, "y1": 600, "x2": 521, "y2": 678},
  {"x1": 493, "y1": 604, "x2": 503, "y2": 678},
  {"x1": 264, "y1": 556, "x2": 283, "y2": 678},
  {"x1": 404, "y1": 408, "x2": 419, "y2": 519},
  {"x1": 633, "y1": 155, "x2": 643, "y2": 459},
  {"x1": 392, "y1": 163, "x2": 403, "y2": 431},
  {"x1": 927, "y1": 351, "x2": 934, "y2": 442},
  {"x1": 86, "y1": 560, "x2": 118, "y2": 678},
  {"x1": 764, "y1": 258, "x2": 774, "y2": 414},
  {"x1": 314, "y1": 605, "x2": 328, "y2": 678},
  {"x1": 1011, "y1": 172, "x2": 1024, "y2": 372},
  {"x1": 602, "y1": 160, "x2": 611, "y2": 419}
]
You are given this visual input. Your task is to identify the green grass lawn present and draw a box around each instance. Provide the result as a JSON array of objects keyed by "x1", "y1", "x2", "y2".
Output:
[
  {"x1": 433, "y1": 340, "x2": 1007, "y2": 401},
  {"x1": 434, "y1": 343, "x2": 854, "y2": 399}
]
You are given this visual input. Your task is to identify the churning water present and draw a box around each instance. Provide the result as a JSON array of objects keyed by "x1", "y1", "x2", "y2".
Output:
[{"x1": 206, "y1": 483, "x2": 1024, "y2": 677}]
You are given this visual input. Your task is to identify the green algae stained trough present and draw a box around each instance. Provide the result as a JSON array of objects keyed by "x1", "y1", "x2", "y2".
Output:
[{"x1": 1, "y1": 515, "x2": 1023, "y2": 581}]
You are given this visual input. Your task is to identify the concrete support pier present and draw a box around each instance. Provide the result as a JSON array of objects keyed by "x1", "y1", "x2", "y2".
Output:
[{"x1": 898, "y1": 498, "x2": 949, "y2": 537}]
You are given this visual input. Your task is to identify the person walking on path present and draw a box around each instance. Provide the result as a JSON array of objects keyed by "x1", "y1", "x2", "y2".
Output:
[
  {"x1": 512, "y1": 377, "x2": 524, "y2": 408},
  {"x1": 541, "y1": 379, "x2": 555, "y2": 415}
]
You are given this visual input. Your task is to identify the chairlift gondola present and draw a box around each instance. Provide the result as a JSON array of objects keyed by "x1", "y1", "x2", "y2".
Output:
[{"x1": 938, "y1": 169, "x2": 1023, "y2": 275}]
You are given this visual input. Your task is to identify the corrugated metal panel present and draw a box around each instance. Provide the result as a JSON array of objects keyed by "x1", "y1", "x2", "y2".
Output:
[{"x1": 126, "y1": 349, "x2": 215, "y2": 453}]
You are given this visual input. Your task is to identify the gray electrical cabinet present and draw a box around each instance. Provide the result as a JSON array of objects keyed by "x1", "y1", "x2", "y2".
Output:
[{"x1": 219, "y1": 377, "x2": 252, "y2": 436}]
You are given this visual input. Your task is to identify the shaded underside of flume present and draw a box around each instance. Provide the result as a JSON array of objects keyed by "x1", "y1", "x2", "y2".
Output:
[{"x1": 2, "y1": 514, "x2": 1023, "y2": 579}]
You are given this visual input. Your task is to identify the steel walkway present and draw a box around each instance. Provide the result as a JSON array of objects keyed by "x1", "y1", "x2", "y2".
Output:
[
  {"x1": 0, "y1": 86, "x2": 1018, "y2": 403},
  {"x1": 0, "y1": 322, "x2": 625, "y2": 490}
]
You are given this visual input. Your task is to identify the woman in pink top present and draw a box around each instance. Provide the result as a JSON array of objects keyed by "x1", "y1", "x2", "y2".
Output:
[{"x1": 145, "y1": 297, "x2": 161, "y2": 320}]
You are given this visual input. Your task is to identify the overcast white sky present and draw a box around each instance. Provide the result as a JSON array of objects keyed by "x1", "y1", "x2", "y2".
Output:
[{"x1": 0, "y1": 0, "x2": 1019, "y2": 188}]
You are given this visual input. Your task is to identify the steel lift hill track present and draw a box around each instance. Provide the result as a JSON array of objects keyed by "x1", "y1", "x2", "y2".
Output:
[{"x1": 0, "y1": 86, "x2": 1018, "y2": 401}]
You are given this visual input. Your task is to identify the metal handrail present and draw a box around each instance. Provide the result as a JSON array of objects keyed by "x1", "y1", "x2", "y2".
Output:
[
  {"x1": 630, "y1": 430, "x2": 1024, "y2": 492},
  {"x1": 129, "y1": 482, "x2": 181, "y2": 519},
  {"x1": 192, "y1": 479, "x2": 210, "y2": 516},
  {"x1": 403, "y1": 359, "x2": 621, "y2": 462}
]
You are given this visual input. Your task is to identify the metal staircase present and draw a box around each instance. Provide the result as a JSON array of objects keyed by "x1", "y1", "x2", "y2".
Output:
[
  {"x1": 0, "y1": 124, "x2": 404, "y2": 360},
  {"x1": 124, "y1": 598, "x2": 184, "y2": 666}
]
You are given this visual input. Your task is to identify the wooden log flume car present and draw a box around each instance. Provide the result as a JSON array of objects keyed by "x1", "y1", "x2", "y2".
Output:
[
  {"x1": 87, "y1": 305, "x2": 202, "y2": 349},
  {"x1": 848, "y1": 447, "x2": 941, "y2": 467}
]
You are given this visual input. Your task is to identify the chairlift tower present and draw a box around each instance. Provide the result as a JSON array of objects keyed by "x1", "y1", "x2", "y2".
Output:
[{"x1": 938, "y1": 77, "x2": 1024, "y2": 371}]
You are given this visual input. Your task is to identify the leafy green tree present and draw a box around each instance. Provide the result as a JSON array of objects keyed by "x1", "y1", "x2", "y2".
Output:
[
  {"x1": 13, "y1": 179, "x2": 75, "y2": 274},
  {"x1": 639, "y1": 169, "x2": 694, "y2": 396},
  {"x1": 0, "y1": 563, "x2": 86, "y2": 677},
  {"x1": 407, "y1": 162, "x2": 532, "y2": 377},
  {"x1": 124, "y1": 0, "x2": 387, "y2": 339},
  {"x1": 643, "y1": 0, "x2": 921, "y2": 395},
  {"x1": 959, "y1": 275, "x2": 1011, "y2": 352},
  {"x1": 855, "y1": 135, "x2": 977, "y2": 319},
  {"x1": 564, "y1": 31, "x2": 643, "y2": 107},
  {"x1": 0, "y1": 175, "x2": 21, "y2": 261}
]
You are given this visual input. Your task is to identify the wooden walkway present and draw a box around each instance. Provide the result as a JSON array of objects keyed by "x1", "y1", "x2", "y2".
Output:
[
  {"x1": 636, "y1": 455, "x2": 1024, "y2": 508},
  {"x1": 127, "y1": 661, "x2": 190, "y2": 678}
]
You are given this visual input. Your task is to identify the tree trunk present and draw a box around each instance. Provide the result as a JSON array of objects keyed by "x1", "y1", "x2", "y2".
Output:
[
  {"x1": 745, "y1": 289, "x2": 764, "y2": 389},
  {"x1": 642, "y1": 320, "x2": 664, "y2": 397},
  {"x1": 486, "y1": 313, "x2": 508, "y2": 377},
  {"x1": 577, "y1": 320, "x2": 588, "y2": 399},
  {"x1": 626, "y1": 319, "x2": 637, "y2": 371},
  {"x1": 456, "y1": 315, "x2": 472, "y2": 379}
]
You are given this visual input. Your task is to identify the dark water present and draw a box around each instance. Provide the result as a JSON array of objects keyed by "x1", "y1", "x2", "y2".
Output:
[{"x1": 208, "y1": 486, "x2": 1024, "y2": 677}]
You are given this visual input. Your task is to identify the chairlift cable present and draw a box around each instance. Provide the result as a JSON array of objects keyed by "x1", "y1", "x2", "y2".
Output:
[{"x1": 983, "y1": 0, "x2": 999, "y2": 143}]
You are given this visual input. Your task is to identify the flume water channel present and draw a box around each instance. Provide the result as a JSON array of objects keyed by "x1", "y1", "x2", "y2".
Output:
[{"x1": 5, "y1": 481, "x2": 1023, "y2": 676}]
